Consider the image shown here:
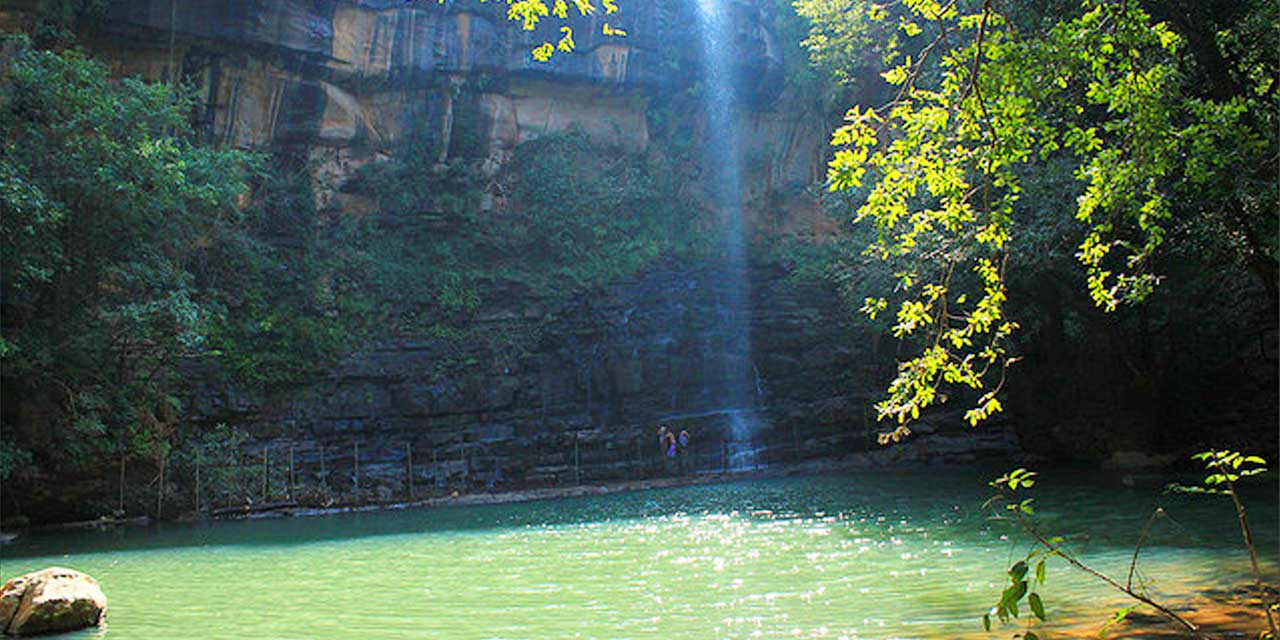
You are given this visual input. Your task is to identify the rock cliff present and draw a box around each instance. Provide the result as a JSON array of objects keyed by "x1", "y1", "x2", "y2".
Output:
[{"x1": 1, "y1": 0, "x2": 1020, "y2": 520}]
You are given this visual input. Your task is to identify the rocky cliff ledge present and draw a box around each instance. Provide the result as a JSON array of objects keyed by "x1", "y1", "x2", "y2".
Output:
[
  {"x1": 81, "y1": 1, "x2": 785, "y2": 150},
  {"x1": 55, "y1": 0, "x2": 821, "y2": 218},
  {"x1": 179, "y1": 256, "x2": 1016, "y2": 506}
]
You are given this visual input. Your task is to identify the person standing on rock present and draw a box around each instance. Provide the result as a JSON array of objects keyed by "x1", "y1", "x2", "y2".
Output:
[
  {"x1": 657, "y1": 424, "x2": 677, "y2": 461},
  {"x1": 678, "y1": 430, "x2": 691, "y2": 473}
]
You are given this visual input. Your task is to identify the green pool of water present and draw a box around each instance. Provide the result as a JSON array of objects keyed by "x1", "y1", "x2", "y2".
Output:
[{"x1": 2, "y1": 469, "x2": 1275, "y2": 639}]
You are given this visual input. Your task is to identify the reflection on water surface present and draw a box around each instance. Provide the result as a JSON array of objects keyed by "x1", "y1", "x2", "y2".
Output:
[{"x1": 1, "y1": 469, "x2": 1275, "y2": 639}]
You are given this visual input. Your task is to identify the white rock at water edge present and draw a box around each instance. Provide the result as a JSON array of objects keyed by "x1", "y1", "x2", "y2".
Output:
[{"x1": 0, "y1": 567, "x2": 107, "y2": 636}]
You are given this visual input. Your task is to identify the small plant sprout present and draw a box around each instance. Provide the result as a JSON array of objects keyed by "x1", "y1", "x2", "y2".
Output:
[
  {"x1": 1169, "y1": 451, "x2": 1277, "y2": 639},
  {"x1": 984, "y1": 468, "x2": 1210, "y2": 639},
  {"x1": 984, "y1": 469, "x2": 1049, "y2": 638}
]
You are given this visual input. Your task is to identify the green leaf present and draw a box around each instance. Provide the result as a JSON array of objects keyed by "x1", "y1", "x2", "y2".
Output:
[
  {"x1": 1010, "y1": 561, "x2": 1029, "y2": 581},
  {"x1": 1100, "y1": 604, "x2": 1140, "y2": 637},
  {"x1": 1026, "y1": 632, "x2": 1040, "y2": 640},
  {"x1": 1029, "y1": 592, "x2": 1045, "y2": 620},
  {"x1": 881, "y1": 64, "x2": 910, "y2": 85},
  {"x1": 1035, "y1": 559, "x2": 1046, "y2": 584},
  {"x1": 1011, "y1": 580, "x2": 1027, "y2": 603},
  {"x1": 982, "y1": 613, "x2": 991, "y2": 631}
]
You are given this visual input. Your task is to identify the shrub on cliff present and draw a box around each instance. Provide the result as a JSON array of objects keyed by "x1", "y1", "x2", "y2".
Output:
[{"x1": 328, "y1": 128, "x2": 701, "y2": 357}]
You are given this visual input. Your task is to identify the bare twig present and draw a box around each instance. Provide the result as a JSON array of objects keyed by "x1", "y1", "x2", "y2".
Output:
[
  {"x1": 1016, "y1": 515, "x2": 1212, "y2": 639},
  {"x1": 1127, "y1": 507, "x2": 1164, "y2": 591}
]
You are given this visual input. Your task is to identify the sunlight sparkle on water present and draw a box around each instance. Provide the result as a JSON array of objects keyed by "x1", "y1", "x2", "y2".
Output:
[{"x1": 0, "y1": 472, "x2": 1274, "y2": 639}]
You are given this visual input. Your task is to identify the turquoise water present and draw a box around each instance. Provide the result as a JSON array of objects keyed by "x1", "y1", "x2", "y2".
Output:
[{"x1": 2, "y1": 470, "x2": 1275, "y2": 639}]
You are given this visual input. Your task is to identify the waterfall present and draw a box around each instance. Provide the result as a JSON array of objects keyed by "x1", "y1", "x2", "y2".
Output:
[{"x1": 695, "y1": 0, "x2": 760, "y2": 462}]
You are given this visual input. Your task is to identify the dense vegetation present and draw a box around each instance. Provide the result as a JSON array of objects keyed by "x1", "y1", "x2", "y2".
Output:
[
  {"x1": 0, "y1": 37, "x2": 253, "y2": 494},
  {"x1": 794, "y1": 0, "x2": 1277, "y2": 449},
  {"x1": 0, "y1": 2, "x2": 1274, "y2": 636}
]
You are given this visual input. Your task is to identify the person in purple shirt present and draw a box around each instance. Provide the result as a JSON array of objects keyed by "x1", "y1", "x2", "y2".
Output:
[{"x1": 655, "y1": 424, "x2": 676, "y2": 458}]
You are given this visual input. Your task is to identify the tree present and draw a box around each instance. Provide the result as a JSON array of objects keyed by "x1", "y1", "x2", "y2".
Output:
[
  {"x1": 0, "y1": 36, "x2": 254, "y2": 491},
  {"x1": 803, "y1": 0, "x2": 1277, "y2": 441}
]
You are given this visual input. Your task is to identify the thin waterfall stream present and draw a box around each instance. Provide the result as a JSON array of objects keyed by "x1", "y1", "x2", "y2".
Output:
[{"x1": 695, "y1": 0, "x2": 762, "y2": 469}]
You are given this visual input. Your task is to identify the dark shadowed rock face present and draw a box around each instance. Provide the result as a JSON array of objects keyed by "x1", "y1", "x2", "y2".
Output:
[
  {"x1": 70, "y1": 0, "x2": 959, "y2": 504},
  {"x1": 0, "y1": 568, "x2": 107, "y2": 636},
  {"x1": 2, "y1": 1, "x2": 1272, "y2": 527},
  {"x1": 183, "y1": 257, "x2": 1018, "y2": 503}
]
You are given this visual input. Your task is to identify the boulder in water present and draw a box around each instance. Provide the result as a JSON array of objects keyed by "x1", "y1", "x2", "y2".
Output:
[{"x1": 0, "y1": 567, "x2": 107, "y2": 636}]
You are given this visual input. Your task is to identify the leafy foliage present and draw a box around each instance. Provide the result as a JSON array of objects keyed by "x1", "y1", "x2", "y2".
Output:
[
  {"x1": 792, "y1": 0, "x2": 899, "y2": 88},
  {"x1": 504, "y1": 133, "x2": 699, "y2": 291},
  {"x1": 199, "y1": 167, "x2": 357, "y2": 385},
  {"x1": 0, "y1": 36, "x2": 255, "y2": 479},
  {"x1": 807, "y1": 0, "x2": 1278, "y2": 441},
  {"x1": 1170, "y1": 450, "x2": 1279, "y2": 636},
  {"x1": 1171, "y1": 450, "x2": 1269, "y2": 495},
  {"x1": 199, "y1": 121, "x2": 703, "y2": 389},
  {"x1": 335, "y1": 129, "x2": 697, "y2": 348},
  {"x1": 984, "y1": 469, "x2": 1057, "y2": 637},
  {"x1": 0, "y1": 28, "x2": 698, "y2": 515},
  {"x1": 177, "y1": 422, "x2": 256, "y2": 508},
  {"x1": 411, "y1": 0, "x2": 627, "y2": 61}
]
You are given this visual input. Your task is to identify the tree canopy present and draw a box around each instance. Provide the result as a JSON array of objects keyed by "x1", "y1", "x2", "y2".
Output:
[
  {"x1": 801, "y1": 0, "x2": 1278, "y2": 441},
  {"x1": 0, "y1": 36, "x2": 255, "y2": 479}
]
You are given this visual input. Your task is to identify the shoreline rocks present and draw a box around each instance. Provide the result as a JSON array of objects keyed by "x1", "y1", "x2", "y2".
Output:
[{"x1": 0, "y1": 568, "x2": 106, "y2": 637}]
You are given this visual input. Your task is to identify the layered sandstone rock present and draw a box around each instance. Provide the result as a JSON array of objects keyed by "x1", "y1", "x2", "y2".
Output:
[{"x1": 71, "y1": 0, "x2": 782, "y2": 154}]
